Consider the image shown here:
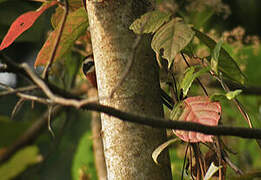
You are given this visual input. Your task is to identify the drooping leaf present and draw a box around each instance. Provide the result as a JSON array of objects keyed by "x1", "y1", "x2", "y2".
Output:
[
  {"x1": 204, "y1": 162, "x2": 222, "y2": 180},
  {"x1": 152, "y1": 18, "x2": 195, "y2": 68},
  {"x1": 152, "y1": 138, "x2": 179, "y2": 165},
  {"x1": 211, "y1": 40, "x2": 223, "y2": 74},
  {"x1": 0, "y1": 146, "x2": 41, "y2": 180},
  {"x1": 129, "y1": 10, "x2": 171, "y2": 34},
  {"x1": 0, "y1": 1, "x2": 57, "y2": 51},
  {"x1": 180, "y1": 66, "x2": 209, "y2": 97},
  {"x1": 34, "y1": 7, "x2": 88, "y2": 67},
  {"x1": 226, "y1": 89, "x2": 242, "y2": 100},
  {"x1": 171, "y1": 96, "x2": 221, "y2": 143},
  {"x1": 193, "y1": 28, "x2": 246, "y2": 84}
]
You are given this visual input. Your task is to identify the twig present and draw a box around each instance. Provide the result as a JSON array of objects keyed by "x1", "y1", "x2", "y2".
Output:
[
  {"x1": 181, "y1": 143, "x2": 189, "y2": 180},
  {"x1": 42, "y1": 0, "x2": 69, "y2": 79},
  {"x1": 21, "y1": 63, "x2": 99, "y2": 107},
  {"x1": 11, "y1": 98, "x2": 25, "y2": 120},
  {"x1": 0, "y1": 85, "x2": 37, "y2": 96}
]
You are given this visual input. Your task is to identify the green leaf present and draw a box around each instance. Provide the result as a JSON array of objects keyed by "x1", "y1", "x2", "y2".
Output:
[
  {"x1": 193, "y1": 28, "x2": 246, "y2": 84},
  {"x1": 204, "y1": 162, "x2": 222, "y2": 180},
  {"x1": 0, "y1": 146, "x2": 40, "y2": 180},
  {"x1": 170, "y1": 102, "x2": 185, "y2": 121},
  {"x1": 210, "y1": 90, "x2": 242, "y2": 102},
  {"x1": 180, "y1": 66, "x2": 209, "y2": 97},
  {"x1": 72, "y1": 131, "x2": 97, "y2": 180},
  {"x1": 152, "y1": 18, "x2": 195, "y2": 68},
  {"x1": 130, "y1": 10, "x2": 171, "y2": 34},
  {"x1": 152, "y1": 138, "x2": 179, "y2": 165},
  {"x1": 211, "y1": 40, "x2": 223, "y2": 74},
  {"x1": 35, "y1": 7, "x2": 88, "y2": 67},
  {"x1": 226, "y1": 89, "x2": 242, "y2": 100}
]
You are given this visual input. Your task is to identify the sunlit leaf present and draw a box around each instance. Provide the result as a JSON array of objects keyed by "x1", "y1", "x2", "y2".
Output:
[
  {"x1": 152, "y1": 18, "x2": 195, "y2": 68},
  {"x1": 129, "y1": 10, "x2": 171, "y2": 34},
  {"x1": 226, "y1": 89, "x2": 242, "y2": 100},
  {"x1": 72, "y1": 131, "x2": 97, "y2": 180},
  {"x1": 171, "y1": 96, "x2": 221, "y2": 143},
  {"x1": 0, "y1": 1, "x2": 57, "y2": 51},
  {"x1": 193, "y1": 28, "x2": 245, "y2": 84},
  {"x1": 204, "y1": 162, "x2": 222, "y2": 180},
  {"x1": 34, "y1": 7, "x2": 88, "y2": 67},
  {"x1": 211, "y1": 40, "x2": 223, "y2": 74},
  {"x1": 0, "y1": 146, "x2": 41, "y2": 180},
  {"x1": 152, "y1": 138, "x2": 179, "y2": 165},
  {"x1": 180, "y1": 66, "x2": 209, "y2": 97},
  {"x1": 210, "y1": 89, "x2": 242, "y2": 102}
]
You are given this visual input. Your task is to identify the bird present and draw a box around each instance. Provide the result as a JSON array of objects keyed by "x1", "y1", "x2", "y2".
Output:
[
  {"x1": 82, "y1": 54, "x2": 97, "y2": 89},
  {"x1": 82, "y1": 54, "x2": 174, "y2": 109}
]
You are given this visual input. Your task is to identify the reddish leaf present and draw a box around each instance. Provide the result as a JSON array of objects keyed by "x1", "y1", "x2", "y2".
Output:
[
  {"x1": 0, "y1": 1, "x2": 57, "y2": 51},
  {"x1": 34, "y1": 8, "x2": 88, "y2": 67},
  {"x1": 171, "y1": 96, "x2": 221, "y2": 143}
]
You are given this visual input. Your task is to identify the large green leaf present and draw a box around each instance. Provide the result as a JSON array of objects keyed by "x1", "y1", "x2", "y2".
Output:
[
  {"x1": 0, "y1": 146, "x2": 40, "y2": 180},
  {"x1": 35, "y1": 7, "x2": 88, "y2": 67},
  {"x1": 129, "y1": 10, "x2": 171, "y2": 34},
  {"x1": 151, "y1": 18, "x2": 195, "y2": 68},
  {"x1": 193, "y1": 28, "x2": 246, "y2": 84}
]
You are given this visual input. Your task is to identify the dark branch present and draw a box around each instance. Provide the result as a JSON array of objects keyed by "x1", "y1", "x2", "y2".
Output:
[{"x1": 83, "y1": 102, "x2": 261, "y2": 140}]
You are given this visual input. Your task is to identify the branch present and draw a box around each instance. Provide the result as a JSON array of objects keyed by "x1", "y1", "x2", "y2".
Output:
[
  {"x1": 82, "y1": 102, "x2": 261, "y2": 140},
  {"x1": 2, "y1": 55, "x2": 261, "y2": 140}
]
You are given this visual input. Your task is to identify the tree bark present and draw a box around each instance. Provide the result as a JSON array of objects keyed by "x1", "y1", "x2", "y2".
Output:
[{"x1": 86, "y1": 1, "x2": 172, "y2": 179}]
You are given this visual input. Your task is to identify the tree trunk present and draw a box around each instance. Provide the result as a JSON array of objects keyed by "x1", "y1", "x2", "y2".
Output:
[{"x1": 86, "y1": 1, "x2": 172, "y2": 179}]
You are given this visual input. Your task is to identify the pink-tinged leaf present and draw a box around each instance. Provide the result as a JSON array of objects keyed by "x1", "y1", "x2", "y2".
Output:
[
  {"x1": 0, "y1": 1, "x2": 57, "y2": 51},
  {"x1": 171, "y1": 96, "x2": 221, "y2": 143}
]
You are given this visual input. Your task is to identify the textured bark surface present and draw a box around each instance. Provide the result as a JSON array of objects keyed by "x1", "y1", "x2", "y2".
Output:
[{"x1": 87, "y1": 0, "x2": 172, "y2": 179}]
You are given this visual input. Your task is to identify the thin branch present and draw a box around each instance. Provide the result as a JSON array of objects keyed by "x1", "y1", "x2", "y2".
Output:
[
  {"x1": 42, "y1": 0, "x2": 69, "y2": 79},
  {"x1": 0, "y1": 85, "x2": 37, "y2": 96},
  {"x1": 82, "y1": 103, "x2": 261, "y2": 139},
  {"x1": 11, "y1": 98, "x2": 25, "y2": 120}
]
